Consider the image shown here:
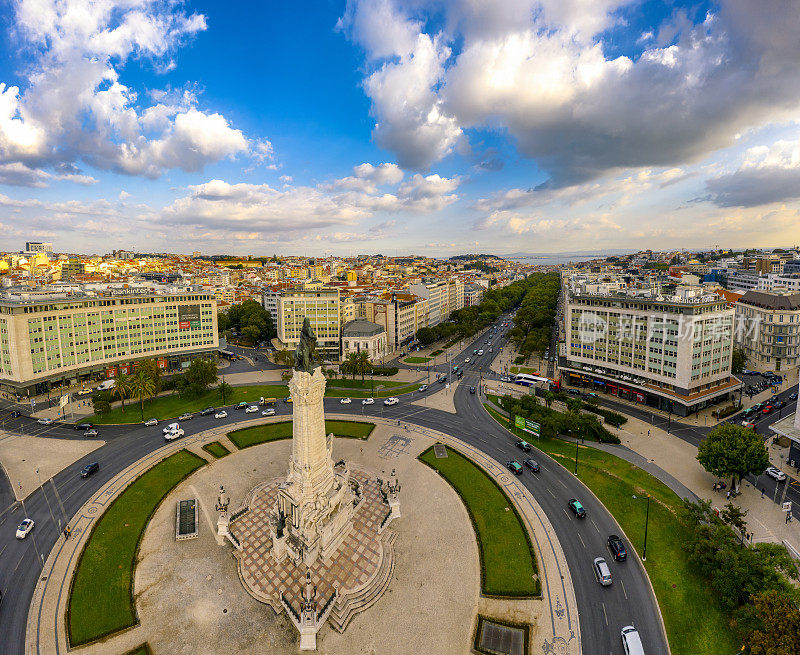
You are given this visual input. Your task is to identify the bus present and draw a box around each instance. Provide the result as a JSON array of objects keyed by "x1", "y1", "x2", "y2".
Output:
[{"x1": 514, "y1": 373, "x2": 551, "y2": 387}]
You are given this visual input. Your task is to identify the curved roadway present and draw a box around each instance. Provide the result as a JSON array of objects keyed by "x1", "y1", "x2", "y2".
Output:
[{"x1": 0, "y1": 318, "x2": 669, "y2": 655}]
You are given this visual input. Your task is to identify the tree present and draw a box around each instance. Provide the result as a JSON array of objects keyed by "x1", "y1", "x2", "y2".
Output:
[
  {"x1": 91, "y1": 390, "x2": 111, "y2": 415},
  {"x1": 185, "y1": 358, "x2": 218, "y2": 390},
  {"x1": 138, "y1": 358, "x2": 162, "y2": 393},
  {"x1": 543, "y1": 390, "x2": 554, "y2": 408},
  {"x1": 416, "y1": 326, "x2": 437, "y2": 346},
  {"x1": 129, "y1": 368, "x2": 156, "y2": 422},
  {"x1": 113, "y1": 372, "x2": 132, "y2": 413},
  {"x1": 697, "y1": 424, "x2": 770, "y2": 491},
  {"x1": 737, "y1": 590, "x2": 800, "y2": 655},
  {"x1": 720, "y1": 502, "x2": 749, "y2": 544},
  {"x1": 274, "y1": 349, "x2": 294, "y2": 367},
  {"x1": 355, "y1": 351, "x2": 372, "y2": 381},
  {"x1": 343, "y1": 352, "x2": 359, "y2": 381},
  {"x1": 217, "y1": 380, "x2": 232, "y2": 405},
  {"x1": 217, "y1": 311, "x2": 231, "y2": 334},
  {"x1": 225, "y1": 300, "x2": 275, "y2": 345},
  {"x1": 732, "y1": 347, "x2": 747, "y2": 375}
]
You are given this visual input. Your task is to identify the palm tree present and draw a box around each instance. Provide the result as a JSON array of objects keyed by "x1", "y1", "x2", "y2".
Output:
[
  {"x1": 344, "y1": 352, "x2": 359, "y2": 381},
  {"x1": 543, "y1": 390, "x2": 554, "y2": 408},
  {"x1": 130, "y1": 369, "x2": 156, "y2": 422},
  {"x1": 112, "y1": 372, "x2": 132, "y2": 413},
  {"x1": 355, "y1": 351, "x2": 372, "y2": 382}
]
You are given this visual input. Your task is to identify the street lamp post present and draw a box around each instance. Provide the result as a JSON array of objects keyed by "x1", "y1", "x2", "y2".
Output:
[
  {"x1": 632, "y1": 493, "x2": 651, "y2": 561},
  {"x1": 574, "y1": 430, "x2": 580, "y2": 475}
]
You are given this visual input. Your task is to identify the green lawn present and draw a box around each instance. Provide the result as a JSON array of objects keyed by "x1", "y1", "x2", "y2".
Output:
[
  {"x1": 228, "y1": 419, "x2": 375, "y2": 449},
  {"x1": 483, "y1": 404, "x2": 738, "y2": 655},
  {"x1": 68, "y1": 450, "x2": 206, "y2": 646},
  {"x1": 202, "y1": 441, "x2": 230, "y2": 458},
  {"x1": 123, "y1": 646, "x2": 152, "y2": 655},
  {"x1": 404, "y1": 356, "x2": 431, "y2": 363},
  {"x1": 419, "y1": 445, "x2": 539, "y2": 597},
  {"x1": 88, "y1": 385, "x2": 291, "y2": 424}
]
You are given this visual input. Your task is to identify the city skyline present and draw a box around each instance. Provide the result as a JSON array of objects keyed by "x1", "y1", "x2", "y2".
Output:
[{"x1": 2, "y1": 1, "x2": 800, "y2": 256}]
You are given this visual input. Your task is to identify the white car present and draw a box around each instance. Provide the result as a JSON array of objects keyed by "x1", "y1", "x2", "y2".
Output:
[
  {"x1": 16, "y1": 518, "x2": 35, "y2": 539},
  {"x1": 500, "y1": 376, "x2": 512, "y2": 382},
  {"x1": 464, "y1": 358, "x2": 470, "y2": 363},
  {"x1": 340, "y1": 397, "x2": 352, "y2": 404},
  {"x1": 144, "y1": 418, "x2": 158, "y2": 426},
  {"x1": 245, "y1": 405, "x2": 259, "y2": 413},
  {"x1": 37, "y1": 417, "x2": 53, "y2": 425},
  {"x1": 215, "y1": 410, "x2": 228, "y2": 419},
  {"x1": 163, "y1": 428, "x2": 185, "y2": 441},
  {"x1": 362, "y1": 398, "x2": 375, "y2": 405},
  {"x1": 765, "y1": 466, "x2": 787, "y2": 481},
  {"x1": 383, "y1": 397, "x2": 399, "y2": 406},
  {"x1": 418, "y1": 384, "x2": 428, "y2": 392},
  {"x1": 261, "y1": 408, "x2": 275, "y2": 416}
]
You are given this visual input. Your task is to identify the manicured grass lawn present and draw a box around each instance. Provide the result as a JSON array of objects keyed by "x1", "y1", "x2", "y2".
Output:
[
  {"x1": 228, "y1": 419, "x2": 375, "y2": 449},
  {"x1": 202, "y1": 441, "x2": 230, "y2": 458},
  {"x1": 419, "y1": 445, "x2": 539, "y2": 597},
  {"x1": 404, "y1": 356, "x2": 431, "y2": 363},
  {"x1": 88, "y1": 385, "x2": 291, "y2": 424},
  {"x1": 68, "y1": 450, "x2": 206, "y2": 646},
  {"x1": 123, "y1": 646, "x2": 152, "y2": 655},
  {"x1": 483, "y1": 404, "x2": 739, "y2": 655}
]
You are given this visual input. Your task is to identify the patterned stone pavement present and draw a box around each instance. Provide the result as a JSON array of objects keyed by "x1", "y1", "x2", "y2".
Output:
[{"x1": 230, "y1": 468, "x2": 389, "y2": 612}]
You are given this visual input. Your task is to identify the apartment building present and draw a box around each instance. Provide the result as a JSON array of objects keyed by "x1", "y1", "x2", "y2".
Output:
[
  {"x1": 408, "y1": 279, "x2": 464, "y2": 326},
  {"x1": 0, "y1": 287, "x2": 218, "y2": 397},
  {"x1": 357, "y1": 293, "x2": 426, "y2": 351},
  {"x1": 734, "y1": 291, "x2": 800, "y2": 371},
  {"x1": 272, "y1": 288, "x2": 341, "y2": 358},
  {"x1": 464, "y1": 283, "x2": 485, "y2": 307},
  {"x1": 561, "y1": 282, "x2": 739, "y2": 415}
]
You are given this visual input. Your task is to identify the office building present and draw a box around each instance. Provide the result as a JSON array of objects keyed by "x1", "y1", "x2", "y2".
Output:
[
  {"x1": 0, "y1": 287, "x2": 218, "y2": 397},
  {"x1": 734, "y1": 291, "x2": 800, "y2": 371},
  {"x1": 272, "y1": 288, "x2": 341, "y2": 358},
  {"x1": 408, "y1": 279, "x2": 464, "y2": 326},
  {"x1": 561, "y1": 281, "x2": 739, "y2": 416},
  {"x1": 24, "y1": 242, "x2": 53, "y2": 256}
]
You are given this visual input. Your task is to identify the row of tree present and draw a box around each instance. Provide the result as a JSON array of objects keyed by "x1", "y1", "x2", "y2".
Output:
[
  {"x1": 507, "y1": 272, "x2": 560, "y2": 358},
  {"x1": 415, "y1": 275, "x2": 536, "y2": 347}
]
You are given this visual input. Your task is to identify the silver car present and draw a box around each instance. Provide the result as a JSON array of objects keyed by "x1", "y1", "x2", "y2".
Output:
[{"x1": 593, "y1": 557, "x2": 612, "y2": 586}]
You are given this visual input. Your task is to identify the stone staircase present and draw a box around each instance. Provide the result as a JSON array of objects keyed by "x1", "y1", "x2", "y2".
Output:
[{"x1": 328, "y1": 529, "x2": 398, "y2": 632}]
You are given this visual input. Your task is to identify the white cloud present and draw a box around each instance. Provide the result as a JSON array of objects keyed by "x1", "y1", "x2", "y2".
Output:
[
  {"x1": 0, "y1": 1, "x2": 260, "y2": 184},
  {"x1": 0, "y1": 161, "x2": 97, "y2": 187},
  {"x1": 340, "y1": 0, "x2": 800, "y2": 184}
]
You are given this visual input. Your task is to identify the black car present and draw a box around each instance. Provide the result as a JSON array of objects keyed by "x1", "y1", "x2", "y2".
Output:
[
  {"x1": 10, "y1": 410, "x2": 20, "y2": 418},
  {"x1": 568, "y1": 499, "x2": 586, "y2": 518},
  {"x1": 438, "y1": 376, "x2": 447, "y2": 384},
  {"x1": 567, "y1": 388, "x2": 581, "y2": 396},
  {"x1": 790, "y1": 392, "x2": 798, "y2": 401},
  {"x1": 74, "y1": 422, "x2": 93, "y2": 430},
  {"x1": 516, "y1": 440, "x2": 532, "y2": 452},
  {"x1": 774, "y1": 400, "x2": 786, "y2": 410},
  {"x1": 524, "y1": 458, "x2": 540, "y2": 472},
  {"x1": 507, "y1": 461, "x2": 523, "y2": 475},
  {"x1": 469, "y1": 386, "x2": 476, "y2": 394},
  {"x1": 80, "y1": 462, "x2": 99, "y2": 478},
  {"x1": 199, "y1": 407, "x2": 215, "y2": 416},
  {"x1": 608, "y1": 534, "x2": 627, "y2": 561}
]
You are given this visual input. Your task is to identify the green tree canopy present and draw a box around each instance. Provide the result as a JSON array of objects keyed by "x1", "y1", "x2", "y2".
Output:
[
  {"x1": 222, "y1": 299, "x2": 275, "y2": 344},
  {"x1": 697, "y1": 424, "x2": 770, "y2": 490},
  {"x1": 732, "y1": 347, "x2": 747, "y2": 375},
  {"x1": 184, "y1": 358, "x2": 218, "y2": 390}
]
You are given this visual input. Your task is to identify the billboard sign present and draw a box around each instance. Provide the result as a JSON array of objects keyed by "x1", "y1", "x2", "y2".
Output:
[
  {"x1": 178, "y1": 305, "x2": 201, "y2": 330},
  {"x1": 514, "y1": 415, "x2": 541, "y2": 437}
]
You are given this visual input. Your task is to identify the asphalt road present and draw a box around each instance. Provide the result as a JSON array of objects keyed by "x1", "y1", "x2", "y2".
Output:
[{"x1": 0, "y1": 316, "x2": 667, "y2": 655}]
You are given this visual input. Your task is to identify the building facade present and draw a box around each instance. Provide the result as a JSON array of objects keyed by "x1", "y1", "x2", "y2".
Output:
[
  {"x1": 272, "y1": 288, "x2": 341, "y2": 358},
  {"x1": 734, "y1": 291, "x2": 800, "y2": 371},
  {"x1": 0, "y1": 288, "x2": 218, "y2": 396},
  {"x1": 341, "y1": 319, "x2": 387, "y2": 361},
  {"x1": 408, "y1": 279, "x2": 464, "y2": 326},
  {"x1": 561, "y1": 286, "x2": 739, "y2": 415}
]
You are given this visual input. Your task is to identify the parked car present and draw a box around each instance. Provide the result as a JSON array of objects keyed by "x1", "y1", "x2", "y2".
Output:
[
  {"x1": 340, "y1": 397, "x2": 352, "y2": 404},
  {"x1": 37, "y1": 417, "x2": 53, "y2": 425},
  {"x1": 765, "y1": 466, "x2": 787, "y2": 481},
  {"x1": 516, "y1": 440, "x2": 532, "y2": 452},
  {"x1": 762, "y1": 406, "x2": 774, "y2": 415},
  {"x1": 362, "y1": 398, "x2": 375, "y2": 405},
  {"x1": 84, "y1": 429, "x2": 99, "y2": 437},
  {"x1": 214, "y1": 410, "x2": 228, "y2": 419},
  {"x1": 524, "y1": 458, "x2": 540, "y2": 473},
  {"x1": 507, "y1": 461, "x2": 523, "y2": 475},
  {"x1": 261, "y1": 408, "x2": 275, "y2": 417},
  {"x1": 742, "y1": 422, "x2": 756, "y2": 430},
  {"x1": 568, "y1": 499, "x2": 586, "y2": 518},
  {"x1": 80, "y1": 462, "x2": 99, "y2": 478},
  {"x1": 469, "y1": 386, "x2": 476, "y2": 394},
  {"x1": 384, "y1": 397, "x2": 399, "y2": 406},
  {"x1": 144, "y1": 418, "x2": 158, "y2": 426},
  {"x1": 74, "y1": 422, "x2": 93, "y2": 430},
  {"x1": 200, "y1": 407, "x2": 215, "y2": 416},
  {"x1": 178, "y1": 412, "x2": 194, "y2": 421},
  {"x1": 593, "y1": 557, "x2": 613, "y2": 586},
  {"x1": 620, "y1": 625, "x2": 645, "y2": 655},
  {"x1": 418, "y1": 384, "x2": 428, "y2": 392},
  {"x1": 245, "y1": 405, "x2": 259, "y2": 413},
  {"x1": 607, "y1": 534, "x2": 628, "y2": 561},
  {"x1": 16, "y1": 518, "x2": 34, "y2": 539}
]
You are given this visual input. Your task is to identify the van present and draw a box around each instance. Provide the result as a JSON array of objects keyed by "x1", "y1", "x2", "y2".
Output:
[
  {"x1": 620, "y1": 625, "x2": 645, "y2": 655},
  {"x1": 162, "y1": 422, "x2": 180, "y2": 434},
  {"x1": 593, "y1": 557, "x2": 612, "y2": 586}
]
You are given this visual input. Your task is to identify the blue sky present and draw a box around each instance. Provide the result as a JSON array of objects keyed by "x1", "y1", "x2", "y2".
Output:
[{"x1": 1, "y1": 0, "x2": 800, "y2": 256}]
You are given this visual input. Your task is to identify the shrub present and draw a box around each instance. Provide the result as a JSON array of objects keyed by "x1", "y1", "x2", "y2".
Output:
[
  {"x1": 371, "y1": 366, "x2": 398, "y2": 376},
  {"x1": 713, "y1": 404, "x2": 741, "y2": 419},
  {"x1": 514, "y1": 355, "x2": 525, "y2": 364}
]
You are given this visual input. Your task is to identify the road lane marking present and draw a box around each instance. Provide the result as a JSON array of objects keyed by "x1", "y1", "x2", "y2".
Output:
[
  {"x1": 547, "y1": 488, "x2": 556, "y2": 498},
  {"x1": 590, "y1": 519, "x2": 601, "y2": 534},
  {"x1": 602, "y1": 602, "x2": 608, "y2": 625},
  {"x1": 557, "y1": 477, "x2": 568, "y2": 489},
  {"x1": 563, "y1": 508, "x2": 570, "y2": 518},
  {"x1": 13, "y1": 549, "x2": 27, "y2": 572},
  {"x1": 620, "y1": 579, "x2": 628, "y2": 600},
  {"x1": 577, "y1": 533, "x2": 586, "y2": 549}
]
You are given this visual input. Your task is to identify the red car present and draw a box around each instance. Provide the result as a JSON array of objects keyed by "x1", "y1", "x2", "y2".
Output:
[{"x1": 762, "y1": 405, "x2": 773, "y2": 414}]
